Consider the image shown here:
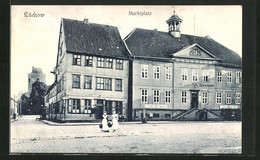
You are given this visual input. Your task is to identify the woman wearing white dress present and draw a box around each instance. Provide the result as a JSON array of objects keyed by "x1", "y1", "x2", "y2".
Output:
[
  {"x1": 101, "y1": 111, "x2": 109, "y2": 132},
  {"x1": 111, "y1": 110, "x2": 119, "y2": 132}
]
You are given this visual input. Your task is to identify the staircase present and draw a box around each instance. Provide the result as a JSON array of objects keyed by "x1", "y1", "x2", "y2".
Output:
[
  {"x1": 172, "y1": 107, "x2": 197, "y2": 121},
  {"x1": 172, "y1": 107, "x2": 225, "y2": 121}
]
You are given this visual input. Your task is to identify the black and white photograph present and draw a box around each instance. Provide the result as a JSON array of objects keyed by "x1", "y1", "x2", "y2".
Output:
[{"x1": 10, "y1": 5, "x2": 243, "y2": 154}]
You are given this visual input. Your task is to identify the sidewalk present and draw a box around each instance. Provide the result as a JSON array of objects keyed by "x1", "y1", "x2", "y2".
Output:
[{"x1": 41, "y1": 120, "x2": 178, "y2": 126}]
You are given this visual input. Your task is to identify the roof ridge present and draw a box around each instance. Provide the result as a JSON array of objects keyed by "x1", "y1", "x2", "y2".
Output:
[{"x1": 62, "y1": 17, "x2": 118, "y2": 28}]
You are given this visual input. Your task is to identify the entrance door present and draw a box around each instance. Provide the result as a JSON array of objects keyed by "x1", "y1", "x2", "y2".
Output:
[
  {"x1": 96, "y1": 100, "x2": 104, "y2": 119},
  {"x1": 190, "y1": 91, "x2": 199, "y2": 109}
]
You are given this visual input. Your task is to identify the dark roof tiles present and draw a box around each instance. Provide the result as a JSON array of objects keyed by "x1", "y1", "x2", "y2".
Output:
[
  {"x1": 62, "y1": 18, "x2": 129, "y2": 59},
  {"x1": 124, "y1": 28, "x2": 241, "y2": 66}
]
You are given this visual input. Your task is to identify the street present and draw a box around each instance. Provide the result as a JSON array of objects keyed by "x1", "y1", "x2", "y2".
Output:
[{"x1": 10, "y1": 115, "x2": 241, "y2": 154}]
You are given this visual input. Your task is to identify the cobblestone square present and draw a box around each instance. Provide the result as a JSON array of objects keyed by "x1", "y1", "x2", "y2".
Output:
[{"x1": 10, "y1": 116, "x2": 241, "y2": 154}]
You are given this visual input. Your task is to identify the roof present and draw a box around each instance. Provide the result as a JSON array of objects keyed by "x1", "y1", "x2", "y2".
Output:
[
  {"x1": 44, "y1": 82, "x2": 56, "y2": 97},
  {"x1": 124, "y1": 28, "x2": 242, "y2": 67},
  {"x1": 62, "y1": 18, "x2": 129, "y2": 59},
  {"x1": 166, "y1": 15, "x2": 183, "y2": 23}
]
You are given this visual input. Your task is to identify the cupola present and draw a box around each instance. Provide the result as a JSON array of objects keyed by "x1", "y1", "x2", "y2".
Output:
[{"x1": 166, "y1": 10, "x2": 183, "y2": 38}]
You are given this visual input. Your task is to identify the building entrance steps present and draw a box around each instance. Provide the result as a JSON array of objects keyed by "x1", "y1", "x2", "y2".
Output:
[
  {"x1": 172, "y1": 108, "x2": 225, "y2": 121},
  {"x1": 172, "y1": 107, "x2": 197, "y2": 121}
]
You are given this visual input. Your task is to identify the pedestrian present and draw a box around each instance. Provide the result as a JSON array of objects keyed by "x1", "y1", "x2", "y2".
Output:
[
  {"x1": 101, "y1": 111, "x2": 109, "y2": 132},
  {"x1": 141, "y1": 113, "x2": 147, "y2": 123},
  {"x1": 111, "y1": 110, "x2": 119, "y2": 132}
]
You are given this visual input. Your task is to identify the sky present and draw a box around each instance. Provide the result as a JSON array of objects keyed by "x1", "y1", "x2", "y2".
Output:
[{"x1": 11, "y1": 5, "x2": 242, "y2": 98}]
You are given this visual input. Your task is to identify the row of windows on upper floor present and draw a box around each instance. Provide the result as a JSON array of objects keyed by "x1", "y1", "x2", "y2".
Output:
[
  {"x1": 72, "y1": 54, "x2": 124, "y2": 70},
  {"x1": 46, "y1": 74, "x2": 124, "y2": 101},
  {"x1": 72, "y1": 74, "x2": 123, "y2": 91},
  {"x1": 140, "y1": 65, "x2": 242, "y2": 83},
  {"x1": 140, "y1": 89, "x2": 241, "y2": 105},
  {"x1": 181, "y1": 91, "x2": 241, "y2": 105}
]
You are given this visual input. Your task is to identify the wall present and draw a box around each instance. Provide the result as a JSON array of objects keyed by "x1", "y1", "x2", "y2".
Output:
[
  {"x1": 173, "y1": 58, "x2": 242, "y2": 110},
  {"x1": 132, "y1": 59, "x2": 174, "y2": 114}
]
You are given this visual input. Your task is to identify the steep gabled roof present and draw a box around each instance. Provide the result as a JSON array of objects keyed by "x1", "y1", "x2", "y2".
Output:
[
  {"x1": 44, "y1": 82, "x2": 56, "y2": 97},
  {"x1": 124, "y1": 28, "x2": 241, "y2": 67},
  {"x1": 62, "y1": 18, "x2": 129, "y2": 59}
]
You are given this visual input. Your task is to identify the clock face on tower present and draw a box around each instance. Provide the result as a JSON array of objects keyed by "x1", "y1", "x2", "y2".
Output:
[{"x1": 189, "y1": 48, "x2": 201, "y2": 57}]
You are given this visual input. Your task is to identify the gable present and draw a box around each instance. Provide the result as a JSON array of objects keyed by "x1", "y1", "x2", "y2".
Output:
[{"x1": 172, "y1": 44, "x2": 217, "y2": 60}]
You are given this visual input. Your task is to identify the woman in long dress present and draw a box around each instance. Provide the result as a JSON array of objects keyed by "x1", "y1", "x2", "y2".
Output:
[
  {"x1": 111, "y1": 110, "x2": 119, "y2": 132},
  {"x1": 101, "y1": 111, "x2": 109, "y2": 132}
]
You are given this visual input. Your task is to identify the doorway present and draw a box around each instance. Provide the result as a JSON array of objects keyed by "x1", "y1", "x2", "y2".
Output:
[
  {"x1": 96, "y1": 100, "x2": 104, "y2": 119},
  {"x1": 190, "y1": 90, "x2": 199, "y2": 109}
]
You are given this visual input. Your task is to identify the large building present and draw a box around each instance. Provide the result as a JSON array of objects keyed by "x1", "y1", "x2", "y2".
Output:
[
  {"x1": 124, "y1": 12, "x2": 242, "y2": 121},
  {"x1": 44, "y1": 18, "x2": 129, "y2": 122},
  {"x1": 28, "y1": 66, "x2": 46, "y2": 93},
  {"x1": 44, "y1": 11, "x2": 242, "y2": 122}
]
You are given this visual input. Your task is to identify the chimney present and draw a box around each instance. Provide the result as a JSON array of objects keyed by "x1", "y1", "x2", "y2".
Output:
[
  {"x1": 83, "y1": 18, "x2": 89, "y2": 23},
  {"x1": 205, "y1": 35, "x2": 210, "y2": 39}
]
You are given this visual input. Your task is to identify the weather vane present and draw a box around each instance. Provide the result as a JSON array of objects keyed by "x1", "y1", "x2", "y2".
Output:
[{"x1": 171, "y1": 6, "x2": 176, "y2": 15}]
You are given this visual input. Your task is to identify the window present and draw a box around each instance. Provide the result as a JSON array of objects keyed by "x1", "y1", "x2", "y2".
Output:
[
  {"x1": 84, "y1": 75, "x2": 92, "y2": 89},
  {"x1": 141, "y1": 65, "x2": 148, "y2": 79},
  {"x1": 192, "y1": 69, "x2": 198, "y2": 82},
  {"x1": 97, "y1": 57, "x2": 104, "y2": 67},
  {"x1": 153, "y1": 66, "x2": 160, "y2": 79},
  {"x1": 227, "y1": 71, "x2": 232, "y2": 83},
  {"x1": 181, "y1": 91, "x2": 187, "y2": 103},
  {"x1": 115, "y1": 79, "x2": 122, "y2": 91},
  {"x1": 165, "y1": 67, "x2": 172, "y2": 80},
  {"x1": 216, "y1": 92, "x2": 222, "y2": 104},
  {"x1": 105, "y1": 58, "x2": 113, "y2": 68},
  {"x1": 73, "y1": 54, "x2": 81, "y2": 65},
  {"x1": 181, "y1": 68, "x2": 188, "y2": 81},
  {"x1": 141, "y1": 89, "x2": 148, "y2": 103},
  {"x1": 116, "y1": 59, "x2": 123, "y2": 70},
  {"x1": 84, "y1": 99, "x2": 91, "y2": 113},
  {"x1": 96, "y1": 77, "x2": 112, "y2": 90},
  {"x1": 226, "y1": 92, "x2": 232, "y2": 104},
  {"x1": 85, "y1": 56, "x2": 93, "y2": 67},
  {"x1": 202, "y1": 70, "x2": 209, "y2": 82},
  {"x1": 235, "y1": 92, "x2": 241, "y2": 104},
  {"x1": 236, "y1": 71, "x2": 242, "y2": 83},
  {"x1": 97, "y1": 57, "x2": 113, "y2": 68},
  {"x1": 72, "y1": 74, "x2": 80, "y2": 88},
  {"x1": 153, "y1": 90, "x2": 160, "y2": 103},
  {"x1": 165, "y1": 90, "x2": 171, "y2": 103},
  {"x1": 217, "y1": 70, "x2": 222, "y2": 83},
  {"x1": 202, "y1": 92, "x2": 208, "y2": 104},
  {"x1": 153, "y1": 113, "x2": 160, "y2": 118},
  {"x1": 72, "y1": 99, "x2": 80, "y2": 113}
]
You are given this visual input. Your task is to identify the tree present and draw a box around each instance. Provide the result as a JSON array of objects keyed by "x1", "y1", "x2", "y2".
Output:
[
  {"x1": 29, "y1": 80, "x2": 47, "y2": 115},
  {"x1": 20, "y1": 93, "x2": 31, "y2": 115}
]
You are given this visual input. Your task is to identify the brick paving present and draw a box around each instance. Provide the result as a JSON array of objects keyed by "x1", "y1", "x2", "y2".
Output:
[{"x1": 10, "y1": 115, "x2": 241, "y2": 154}]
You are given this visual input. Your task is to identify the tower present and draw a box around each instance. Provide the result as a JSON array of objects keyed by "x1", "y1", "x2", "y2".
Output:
[
  {"x1": 28, "y1": 66, "x2": 46, "y2": 93},
  {"x1": 166, "y1": 10, "x2": 183, "y2": 38}
]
